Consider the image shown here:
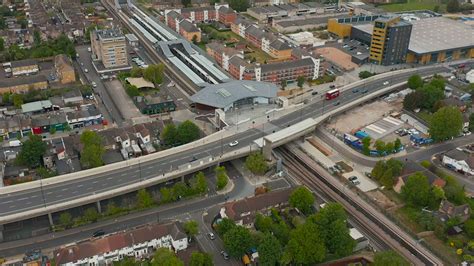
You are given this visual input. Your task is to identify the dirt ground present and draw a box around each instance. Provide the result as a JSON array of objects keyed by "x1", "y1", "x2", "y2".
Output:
[
  {"x1": 327, "y1": 99, "x2": 403, "y2": 134},
  {"x1": 366, "y1": 190, "x2": 397, "y2": 209}
]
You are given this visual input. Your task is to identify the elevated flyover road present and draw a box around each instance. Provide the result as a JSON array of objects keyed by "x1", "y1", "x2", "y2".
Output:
[{"x1": 0, "y1": 65, "x2": 449, "y2": 224}]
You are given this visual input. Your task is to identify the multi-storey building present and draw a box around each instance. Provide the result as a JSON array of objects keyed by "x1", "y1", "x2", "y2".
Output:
[
  {"x1": 90, "y1": 28, "x2": 128, "y2": 69},
  {"x1": 165, "y1": 4, "x2": 236, "y2": 27},
  {"x1": 206, "y1": 42, "x2": 244, "y2": 71},
  {"x1": 369, "y1": 16, "x2": 412, "y2": 65}
]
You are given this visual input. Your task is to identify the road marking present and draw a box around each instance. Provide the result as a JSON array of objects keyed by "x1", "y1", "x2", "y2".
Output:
[
  {"x1": 93, "y1": 181, "x2": 98, "y2": 184},
  {"x1": 87, "y1": 187, "x2": 93, "y2": 190},
  {"x1": 56, "y1": 194, "x2": 62, "y2": 197},
  {"x1": 26, "y1": 202, "x2": 31, "y2": 205},
  {"x1": 61, "y1": 188, "x2": 68, "y2": 191},
  {"x1": 121, "y1": 173, "x2": 128, "y2": 176},
  {"x1": 18, "y1": 197, "x2": 28, "y2": 201},
  {"x1": 46, "y1": 192, "x2": 52, "y2": 195},
  {"x1": 107, "y1": 177, "x2": 113, "y2": 180},
  {"x1": 78, "y1": 184, "x2": 83, "y2": 188},
  {"x1": 3, "y1": 200, "x2": 12, "y2": 204},
  {"x1": 30, "y1": 195, "x2": 38, "y2": 198}
]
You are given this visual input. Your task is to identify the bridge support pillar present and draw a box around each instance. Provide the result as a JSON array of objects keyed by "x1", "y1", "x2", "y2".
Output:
[
  {"x1": 262, "y1": 138, "x2": 273, "y2": 161},
  {"x1": 0, "y1": 225, "x2": 4, "y2": 242},
  {"x1": 48, "y1": 213, "x2": 54, "y2": 227},
  {"x1": 181, "y1": 175, "x2": 184, "y2": 182},
  {"x1": 97, "y1": 201, "x2": 102, "y2": 213}
]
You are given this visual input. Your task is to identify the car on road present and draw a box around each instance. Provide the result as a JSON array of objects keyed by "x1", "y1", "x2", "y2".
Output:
[
  {"x1": 189, "y1": 156, "x2": 198, "y2": 162},
  {"x1": 92, "y1": 230, "x2": 105, "y2": 237},
  {"x1": 87, "y1": 47, "x2": 92, "y2": 52},
  {"x1": 311, "y1": 90, "x2": 318, "y2": 95},
  {"x1": 229, "y1": 140, "x2": 239, "y2": 147},
  {"x1": 208, "y1": 232, "x2": 215, "y2": 240},
  {"x1": 221, "y1": 251, "x2": 229, "y2": 260},
  {"x1": 352, "y1": 88, "x2": 359, "y2": 93},
  {"x1": 333, "y1": 101, "x2": 340, "y2": 106},
  {"x1": 84, "y1": 68, "x2": 89, "y2": 73},
  {"x1": 91, "y1": 81, "x2": 97, "y2": 88},
  {"x1": 361, "y1": 89, "x2": 368, "y2": 94},
  {"x1": 383, "y1": 81, "x2": 389, "y2": 85}
]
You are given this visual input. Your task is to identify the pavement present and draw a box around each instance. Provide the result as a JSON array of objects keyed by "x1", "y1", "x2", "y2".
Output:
[
  {"x1": 0, "y1": 65, "x2": 449, "y2": 233},
  {"x1": 75, "y1": 45, "x2": 125, "y2": 127}
]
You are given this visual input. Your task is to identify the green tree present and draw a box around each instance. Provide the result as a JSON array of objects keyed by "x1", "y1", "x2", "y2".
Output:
[
  {"x1": 143, "y1": 64, "x2": 165, "y2": 85},
  {"x1": 0, "y1": 37, "x2": 4, "y2": 52},
  {"x1": 160, "y1": 187, "x2": 176, "y2": 203},
  {"x1": 184, "y1": 220, "x2": 199, "y2": 238},
  {"x1": 223, "y1": 226, "x2": 254, "y2": 258},
  {"x1": 403, "y1": 91, "x2": 424, "y2": 111},
  {"x1": 444, "y1": 176, "x2": 467, "y2": 204},
  {"x1": 310, "y1": 202, "x2": 354, "y2": 257},
  {"x1": 161, "y1": 123, "x2": 178, "y2": 146},
  {"x1": 281, "y1": 79, "x2": 287, "y2": 90},
  {"x1": 407, "y1": 74, "x2": 423, "y2": 90},
  {"x1": 153, "y1": 247, "x2": 184, "y2": 266},
  {"x1": 137, "y1": 189, "x2": 154, "y2": 209},
  {"x1": 17, "y1": 134, "x2": 47, "y2": 168},
  {"x1": 358, "y1": 70, "x2": 374, "y2": 79},
  {"x1": 447, "y1": 0, "x2": 460, "y2": 12},
  {"x1": 258, "y1": 233, "x2": 282, "y2": 266},
  {"x1": 59, "y1": 212, "x2": 73, "y2": 228},
  {"x1": 254, "y1": 213, "x2": 273, "y2": 233},
  {"x1": 297, "y1": 76, "x2": 305, "y2": 88},
  {"x1": 464, "y1": 219, "x2": 474, "y2": 239},
  {"x1": 418, "y1": 84, "x2": 445, "y2": 111},
  {"x1": 271, "y1": 220, "x2": 290, "y2": 246},
  {"x1": 384, "y1": 142, "x2": 394, "y2": 154},
  {"x1": 429, "y1": 106, "x2": 463, "y2": 141},
  {"x1": 375, "y1": 140, "x2": 386, "y2": 155},
  {"x1": 433, "y1": 5, "x2": 440, "y2": 12},
  {"x1": 84, "y1": 207, "x2": 99, "y2": 222},
  {"x1": 130, "y1": 67, "x2": 143, "y2": 77},
  {"x1": 362, "y1": 136, "x2": 371, "y2": 155},
  {"x1": 289, "y1": 186, "x2": 315, "y2": 215},
  {"x1": 394, "y1": 138, "x2": 402, "y2": 151},
  {"x1": 469, "y1": 113, "x2": 474, "y2": 132},
  {"x1": 401, "y1": 172, "x2": 432, "y2": 207},
  {"x1": 282, "y1": 221, "x2": 326, "y2": 265},
  {"x1": 216, "y1": 218, "x2": 237, "y2": 236},
  {"x1": 113, "y1": 257, "x2": 139, "y2": 266},
  {"x1": 12, "y1": 94, "x2": 23, "y2": 108},
  {"x1": 177, "y1": 120, "x2": 200, "y2": 144},
  {"x1": 80, "y1": 144, "x2": 104, "y2": 169},
  {"x1": 372, "y1": 251, "x2": 409, "y2": 266},
  {"x1": 192, "y1": 171, "x2": 208, "y2": 194},
  {"x1": 215, "y1": 166, "x2": 228, "y2": 190},
  {"x1": 181, "y1": 0, "x2": 191, "y2": 7},
  {"x1": 33, "y1": 30, "x2": 42, "y2": 46},
  {"x1": 245, "y1": 152, "x2": 268, "y2": 175},
  {"x1": 189, "y1": 252, "x2": 213, "y2": 266},
  {"x1": 228, "y1": 0, "x2": 249, "y2": 12}
]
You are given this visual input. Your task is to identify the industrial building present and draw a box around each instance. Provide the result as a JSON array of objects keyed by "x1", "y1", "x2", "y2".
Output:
[
  {"x1": 369, "y1": 16, "x2": 412, "y2": 65},
  {"x1": 329, "y1": 15, "x2": 474, "y2": 65},
  {"x1": 91, "y1": 28, "x2": 129, "y2": 69}
]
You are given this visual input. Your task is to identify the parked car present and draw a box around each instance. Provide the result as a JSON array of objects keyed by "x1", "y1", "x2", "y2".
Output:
[
  {"x1": 333, "y1": 101, "x2": 340, "y2": 106},
  {"x1": 383, "y1": 81, "x2": 389, "y2": 85},
  {"x1": 312, "y1": 91, "x2": 318, "y2": 95},
  {"x1": 352, "y1": 88, "x2": 359, "y2": 93},
  {"x1": 91, "y1": 81, "x2": 97, "y2": 88},
  {"x1": 84, "y1": 68, "x2": 89, "y2": 73}
]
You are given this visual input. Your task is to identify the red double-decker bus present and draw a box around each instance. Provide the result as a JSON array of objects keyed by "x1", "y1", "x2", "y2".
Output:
[{"x1": 325, "y1": 88, "x2": 340, "y2": 100}]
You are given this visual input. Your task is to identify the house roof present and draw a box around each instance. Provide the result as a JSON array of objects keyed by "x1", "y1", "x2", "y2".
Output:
[
  {"x1": 245, "y1": 25, "x2": 264, "y2": 39},
  {"x1": 261, "y1": 57, "x2": 315, "y2": 73},
  {"x1": 399, "y1": 161, "x2": 444, "y2": 187},
  {"x1": 190, "y1": 80, "x2": 278, "y2": 109},
  {"x1": 0, "y1": 75, "x2": 47, "y2": 89},
  {"x1": 167, "y1": 10, "x2": 183, "y2": 20},
  {"x1": 21, "y1": 100, "x2": 53, "y2": 113},
  {"x1": 11, "y1": 59, "x2": 38, "y2": 68},
  {"x1": 269, "y1": 39, "x2": 291, "y2": 51},
  {"x1": 54, "y1": 221, "x2": 186, "y2": 265},
  {"x1": 179, "y1": 19, "x2": 199, "y2": 33},
  {"x1": 224, "y1": 189, "x2": 291, "y2": 220},
  {"x1": 438, "y1": 199, "x2": 471, "y2": 222}
]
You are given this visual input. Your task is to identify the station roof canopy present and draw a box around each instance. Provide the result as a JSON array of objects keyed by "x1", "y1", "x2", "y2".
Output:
[
  {"x1": 125, "y1": 77, "x2": 154, "y2": 89},
  {"x1": 190, "y1": 80, "x2": 278, "y2": 109}
]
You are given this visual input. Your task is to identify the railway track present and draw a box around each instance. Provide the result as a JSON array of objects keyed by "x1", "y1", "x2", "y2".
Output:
[{"x1": 277, "y1": 145, "x2": 443, "y2": 265}]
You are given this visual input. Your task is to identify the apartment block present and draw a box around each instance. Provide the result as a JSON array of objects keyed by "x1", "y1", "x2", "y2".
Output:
[
  {"x1": 91, "y1": 28, "x2": 128, "y2": 69},
  {"x1": 206, "y1": 42, "x2": 244, "y2": 71},
  {"x1": 369, "y1": 16, "x2": 412, "y2": 65}
]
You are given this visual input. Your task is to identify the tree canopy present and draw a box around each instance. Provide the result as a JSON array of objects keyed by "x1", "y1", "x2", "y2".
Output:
[
  {"x1": 407, "y1": 74, "x2": 423, "y2": 90},
  {"x1": 429, "y1": 106, "x2": 463, "y2": 141},
  {"x1": 370, "y1": 159, "x2": 403, "y2": 188},
  {"x1": 80, "y1": 130, "x2": 104, "y2": 169},
  {"x1": 137, "y1": 189, "x2": 154, "y2": 209},
  {"x1": 223, "y1": 226, "x2": 254, "y2": 258},
  {"x1": 258, "y1": 233, "x2": 282, "y2": 265},
  {"x1": 153, "y1": 248, "x2": 184, "y2": 266},
  {"x1": 245, "y1": 152, "x2": 268, "y2": 175},
  {"x1": 282, "y1": 221, "x2": 326, "y2": 265},
  {"x1": 189, "y1": 252, "x2": 213, "y2": 266},
  {"x1": 228, "y1": 0, "x2": 249, "y2": 12},
  {"x1": 289, "y1": 186, "x2": 315, "y2": 215},
  {"x1": 143, "y1": 64, "x2": 165, "y2": 85},
  {"x1": 17, "y1": 134, "x2": 47, "y2": 168},
  {"x1": 177, "y1": 120, "x2": 200, "y2": 144},
  {"x1": 184, "y1": 220, "x2": 199, "y2": 237}
]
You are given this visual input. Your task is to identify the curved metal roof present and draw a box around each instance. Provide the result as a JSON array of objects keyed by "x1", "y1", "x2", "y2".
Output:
[{"x1": 190, "y1": 80, "x2": 278, "y2": 108}]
